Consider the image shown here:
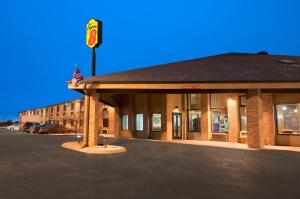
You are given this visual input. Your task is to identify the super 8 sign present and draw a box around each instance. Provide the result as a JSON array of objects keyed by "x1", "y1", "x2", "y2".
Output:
[{"x1": 86, "y1": 19, "x2": 102, "y2": 48}]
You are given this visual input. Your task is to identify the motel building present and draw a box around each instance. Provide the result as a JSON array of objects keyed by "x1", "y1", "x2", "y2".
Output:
[
  {"x1": 66, "y1": 52, "x2": 300, "y2": 148},
  {"x1": 19, "y1": 99, "x2": 116, "y2": 134},
  {"x1": 68, "y1": 52, "x2": 300, "y2": 148}
]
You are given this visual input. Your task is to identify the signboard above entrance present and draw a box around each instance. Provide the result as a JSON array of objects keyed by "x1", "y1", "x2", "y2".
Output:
[{"x1": 86, "y1": 19, "x2": 102, "y2": 48}]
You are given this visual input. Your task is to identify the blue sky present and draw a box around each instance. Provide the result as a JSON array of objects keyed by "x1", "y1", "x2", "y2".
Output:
[{"x1": 0, "y1": 0, "x2": 300, "y2": 120}]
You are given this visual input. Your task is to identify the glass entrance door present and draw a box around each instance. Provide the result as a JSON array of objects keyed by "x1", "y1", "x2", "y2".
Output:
[{"x1": 172, "y1": 113, "x2": 182, "y2": 139}]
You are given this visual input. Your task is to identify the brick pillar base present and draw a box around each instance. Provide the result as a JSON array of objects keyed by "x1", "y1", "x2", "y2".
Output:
[
  {"x1": 228, "y1": 94, "x2": 239, "y2": 143},
  {"x1": 200, "y1": 94, "x2": 210, "y2": 141},
  {"x1": 246, "y1": 89, "x2": 264, "y2": 148},
  {"x1": 88, "y1": 90, "x2": 100, "y2": 147},
  {"x1": 262, "y1": 94, "x2": 275, "y2": 145}
]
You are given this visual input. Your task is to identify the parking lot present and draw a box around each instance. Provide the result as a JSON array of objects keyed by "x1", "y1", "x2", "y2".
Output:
[{"x1": 0, "y1": 128, "x2": 300, "y2": 199}]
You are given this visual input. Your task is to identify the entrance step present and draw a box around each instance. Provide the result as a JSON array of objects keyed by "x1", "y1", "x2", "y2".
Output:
[{"x1": 211, "y1": 133, "x2": 228, "y2": 142}]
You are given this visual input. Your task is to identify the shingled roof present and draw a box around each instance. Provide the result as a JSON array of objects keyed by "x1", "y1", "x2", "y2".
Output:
[{"x1": 84, "y1": 52, "x2": 300, "y2": 84}]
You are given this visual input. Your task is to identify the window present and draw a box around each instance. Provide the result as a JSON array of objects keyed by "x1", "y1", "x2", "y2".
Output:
[
  {"x1": 103, "y1": 108, "x2": 109, "y2": 128},
  {"x1": 103, "y1": 119, "x2": 109, "y2": 128},
  {"x1": 63, "y1": 120, "x2": 66, "y2": 126},
  {"x1": 152, "y1": 113, "x2": 161, "y2": 131},
  {"x1": 80, "y1": 101, "x2": 84, "y2": 110},
  {"x1": 188, "y1": 111, "x2": 201, "y2": 132},
  {"x1": 57, "y1": 106, "x2": 60, "y2": 112},
  {"x1": 121, "y1": 114, "x2": 128, "y2": 130},
  {"x1": 211, "y1": 94, "x2": 228, "y2": 133},
  {"x1": 276, "y1": 104, "x2": 300, "y2": 135},
  {"x1": 71, "y1": 119, "x2": 74, "y2": 127},
  {"x1": 64, "y1": 103, "x2": 68, "y2": 111},
  {"x1": 71, "y1": 103, "x2": 74, "y2": 110},
  {"x1": 135, "y1": 114, "x2": 143, "y2": 131},
  {"x1": 188, "y1": 94, "x2": 201, "y2": 132},
  {"x1": 239, "y1": 96, "x2": 247, "y2": 131}
]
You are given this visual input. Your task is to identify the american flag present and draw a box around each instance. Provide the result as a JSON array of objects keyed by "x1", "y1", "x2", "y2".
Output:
[{"x1": 72, "y1": 65, "x2": 84, "y2": 87}]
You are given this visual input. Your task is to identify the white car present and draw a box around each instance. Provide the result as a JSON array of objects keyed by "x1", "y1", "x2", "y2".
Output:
[{"x1": 6, "y1": 124, "x2": 20, "y2": 131}]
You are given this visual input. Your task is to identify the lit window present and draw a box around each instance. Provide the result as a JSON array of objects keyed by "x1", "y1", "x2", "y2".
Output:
[
  {"x1": 188, "y1": 110, "x2": 201, "y2": 132},
  {"x1": 276, "y1": 104, "x2": 300, "y2": 135},
  {"x1": 121, "y1": 114, "x2": 128, "y2": 130},
  {"x1": 135, "y1": 114, "x2": 143, "y2": 131},
  {"x1": 152, "y1": 113, "x2": 161, "y2": 131},
  {"x1": 211, "y1": 94, "x2": 228, "y2": 133},
  {"x1": 240, "y1": 96, "x2": 247, "y2": 131},
  {"x1": 188, "y1": 94, "x2": 201, "y2": 132}
]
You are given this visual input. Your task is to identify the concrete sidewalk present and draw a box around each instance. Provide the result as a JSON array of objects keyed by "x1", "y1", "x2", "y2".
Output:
[
  {"x1": 121, "y1": 137, "x2": 300, "y2": 153},
  {"x1": 169, "y1": 140, "x2": 300, "y2": 153}
]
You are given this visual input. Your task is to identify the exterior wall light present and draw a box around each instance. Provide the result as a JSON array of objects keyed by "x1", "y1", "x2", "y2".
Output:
[
  {"x1": 294, "y1": 109, "x2": 298, "y2": 113},
  {"x1": 282, "y1": 106, "x2": 287, "y2": 111},
  {"x1": 227, "y1": 98, "x2": 235, "y2": 106},
  {"x1": 173, "y1": 106, "x2": 179, "y2": 113}
]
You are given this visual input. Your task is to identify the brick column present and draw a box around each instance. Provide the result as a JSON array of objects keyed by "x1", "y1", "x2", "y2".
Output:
[
  {"x1": 200, "y1": 94, "x2": 210, "y2": 141},
  {"x1": 228, "y1": 94, "x2": 239, "y2": 143},
  {"x1": 144, "y1": 94, "x2": 150, "y2": 138},
  {"x1": 181, "y1": 94, "x2": 187, "y2": 140},
  {"x1": 262, "y1": 94, "x2": 275, "y2": 145},
  {"x1": 83, "y1": 94, "x2": 90, "y2": 147},
  {"x1": 114, "y1": 106, "x2": 120, "y2": 137},
  {"x1": 246, "y1": 89, "x2": 264, "y2": 148},
  {"x1": 88, "y1": 90, "x2": 100, "y2": 147}
]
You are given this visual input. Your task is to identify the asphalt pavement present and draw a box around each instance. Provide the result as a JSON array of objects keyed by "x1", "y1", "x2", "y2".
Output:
[{"x1": 0, "y1": 129, "x2": 300, "y2": 199}]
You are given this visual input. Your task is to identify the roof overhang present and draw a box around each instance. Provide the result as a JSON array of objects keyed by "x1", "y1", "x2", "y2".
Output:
[{"x1": 67, "y1": 81, "x2": 300, "y2": 93}]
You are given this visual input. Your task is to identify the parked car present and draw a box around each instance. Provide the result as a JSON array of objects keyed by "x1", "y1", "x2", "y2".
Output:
[
  {"x1": 20, "y1": 122, "x2": 40, "y2": 133},
  {"x1": 6, "y1": 124, "x2": 20, "y2": 131},
  {"x1": 31, "y1": 124, "x2": 74, "y2": 134}
]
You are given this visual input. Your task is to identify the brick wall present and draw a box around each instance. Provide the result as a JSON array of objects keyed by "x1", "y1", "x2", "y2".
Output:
[
  {"x1": 262, "y1": 94, "x2": 275, "y2": 145},
  {"x1": 119, "y1": 94, "x2": 167, "y2": 140}
]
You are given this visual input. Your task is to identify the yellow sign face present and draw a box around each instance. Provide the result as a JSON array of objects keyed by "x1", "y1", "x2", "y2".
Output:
[{"x1": 86, "y1": 19, "x2": 100, "y2": 48}]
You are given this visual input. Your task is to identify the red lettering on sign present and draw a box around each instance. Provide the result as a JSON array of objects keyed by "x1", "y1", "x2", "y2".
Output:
[
  {"x1": 182, "y1": 85, "x2": 201, "y2": 89},
  {"x1": 88, "y1": 29, "x2": 97, "y2": 46}
]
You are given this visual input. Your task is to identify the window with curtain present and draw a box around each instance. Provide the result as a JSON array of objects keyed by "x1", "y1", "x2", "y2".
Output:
[
  {"x1": 211, "y1": 94, "x2": 228, "y2": 133},
  {"x1": 152, "y1": 113, "x2": 162, "y2": 131},
  {"x1": 239, "y1": 96, "x2": 247, "y2": 132},
  {"x1": 121, "y1": 114, "x2": 128, "y2": 130},
  {"x1": 135, "y1": 114, "x2": 143, "y2": 131}
]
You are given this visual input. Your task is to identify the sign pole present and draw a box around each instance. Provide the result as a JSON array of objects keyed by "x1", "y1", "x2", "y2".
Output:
[
  {"x1": 84, "y1": 19, "x2": 102, "y2": 147},
  {"x1": 92, "y1": 48, "x2": 96, "y2": 76}
]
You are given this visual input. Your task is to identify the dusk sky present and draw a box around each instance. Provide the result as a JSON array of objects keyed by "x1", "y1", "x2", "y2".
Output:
[{"x1": 0, "y1": 0, "x2": 300, "y2": 120}]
